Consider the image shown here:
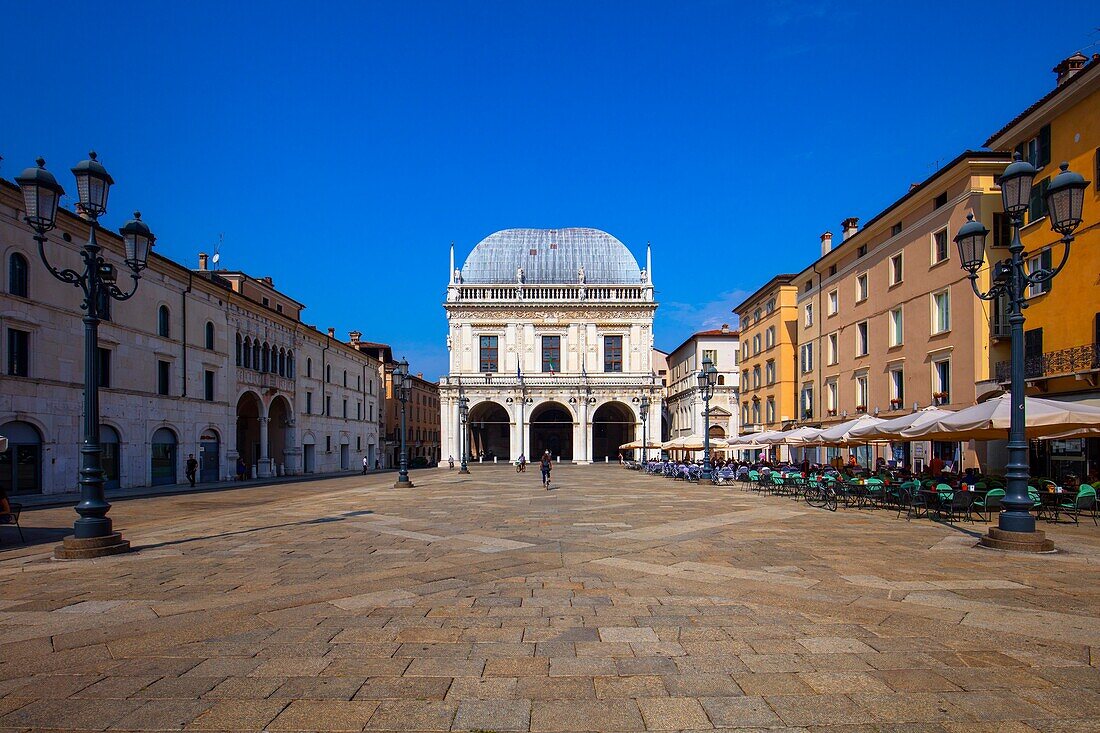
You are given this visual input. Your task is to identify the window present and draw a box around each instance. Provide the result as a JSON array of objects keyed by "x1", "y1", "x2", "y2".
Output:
[
  {"x1": 742, "y1": 405, "x2": 749, "y2": 425},
  {"x1": 307, "y1": 358, "x2": 312, "y2": 378},
  {"x1": 753, "y1": 307, "x2": 762, "y2": 322},
  {"x1": 204, "y1": 322, "x2": 215, "y2": 350},
  {"x1": 934, "y1": 359, "x2": 951, "y2": 401},
  {"x1": 603, "y1": 335, "x2": 623, "y2": 372},
  {"x1": 766, "y1": 397, "x2": 776, "y2": 424},
  {"x1": 933, "y1": 192, "x2": 948, "y2": 209},
  {"x1": 204, "y1": 370, "x2": 215, "y2": 401},
  {"x1": 857, "y1": 244, "x2": 867, "y2": 258},
  {"x1": 742, "y1": 343, "x2": 749, "y2": 360},
  {"x1": 8, "y1": 253, "x2": 28, "y2": 297},
  {"x1": 7, "y1": 328, "x2": 29, "y2": 377},
  {"x1": 804, "y1": 279, "x2": 813, "y2": 293},
  {"x1": 1027, "y1": 249, "x2": 1053, "y2": 297},
  {"x1": 702, "y1": 349, "x2": 717, "y2": 367},
  {"x1": 357, "y1": 402, "x2": 361, "y2": 420},
  {"x1": 752, "y1": 365, "x2": 761, "y2": 389},
  {"x1": 479, "y1": 335, "x2": 498, "y2": 372},
  {"x1": 891, "y1": 222, "x2": 903, "y2": 236},
  {"x1": 262, "y1": 297, "x2": 269, "y2": 307},
  {"x1": 890, "y1": 368, "x2": 905, "y2": 403},
  {"x1": 326, "y1": 395, "x2": 332, "y2": 416},
  {"x1": 752, "y1": 401, "x2": 761, "y2": 424},
  {"x1": 765, "y1": 326, "x2": 775, "y2": 349},
  {"x1": 804, "y1": 303, "x2": 813, "y2": 327},
  {"x1": 1028, "y1": 177, "x2": 1050, "y2": 224},
  {"x1": 752, "y1": 334, "x2": 761, "y2": 354},
  {"x1": 325, "y1": 435, "x2": 331, "y2": 453},
  {"x1": 326, "y1": 364, "x2": 331, "y2": 382},
  {"x1": 992, "y1": 212, "x2": 1011, "y2": 248},
  {"x1": 889, "y1": 253, "x2": 903, "y2": 284},
  {"x1": 800, "y1": 385, "x2": 814, "y2": 420},
  {"x1": 826, "y1": 380, "x2": 838, "y2": 413},
  {"x1": 856, "y1": 273, "x2": 868, "y2": 302},
  {"x1": 828, "y1": 289, "x2": 839, "y2": 315},
  {"x1": 235, "y1": 334, "x2": 242, "y2": 366},
  {"x1": 343, "y1": 370, "x2": 347, "y2": 387},
  {"x1": 1015, "y1": 124, "x2": 1051, "y2": 168},
  {"x1": 889, "y1": 307, "x2": 903, "y2": 346},
  {"x1": 343, "y1": 399, "x2": 347, "y2": 419},
  {"x1": 97, "y1": 347, "x2": 111, "y2": 388},
  {"x1": 827, "y1": 332, "x2": 838, "y2": 365},
  {"x1": 828, "y1": 264, "x2": 837, "y2": 277},
  {"x1": 98, "y1": 290, "x2": 111, "y2": 322},
  {"x1": 765, "y1": 359, "x2": 776, "y2": 385},
  {"x1": 157, "y1": 305, "x2": 170, "y2": 338},
  {"x1": 932, "y1": 229, "x2": 949, "y2": 264},
  {"x1": 306, "y1": 391, "x2": 313, "y2": 414},
  {"x1": 855, "y1": 375, "x2": 868, "y2": 409},
  {"x1": 932, "y1": 290, "x2": 950, "y2": 334},
  {"x1": 765, "y1": 298, "x2": 776, "y2": 314},
  {"x1": 800, "y1": 343, "x2": 813, "y2": 373},
  {"x1": 157, "y1": 360, "x2": 170, "y2": 396},
  {"x1": 856, "y1": 321, "x2": 869, "y2": 356},
  {"x1": 542, "y1": 335, "x2": 560, "y2": 373}
]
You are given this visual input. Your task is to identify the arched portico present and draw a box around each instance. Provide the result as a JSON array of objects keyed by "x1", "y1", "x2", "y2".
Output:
[
  {"x1": 530, "y1": 401, "x2": 574, "y2": 461},
  {"x1": 591, "y1": 401, "x2": 636, "y2": 462},
  {"x1": 468, "y1": 401, "x2": 510, "y2": 461},
  {"x1": 236, "y1": 391, "x2": 266, "y2": 478},
  {"x1": 267, "y1": 395, "x2": 297, "y2": 476}
]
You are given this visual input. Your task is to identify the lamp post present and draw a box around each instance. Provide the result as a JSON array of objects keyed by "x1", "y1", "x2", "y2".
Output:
[
  {"x1": 16, "y1": 154, "x2": 153, "y2": 559},
  {"x1": 458, "y1": 394, "x2": 470, "y2": 474},
  {"x1": 640, "y1": 394, "x2": 651, "y2": 464},
  {"x1": 393, "y1": 357, "x2": 414, "y2": 488},
  {"x1": 954, "y1": 154, "x2": 1089, "y2": 548},
  {"x1": 698, "y1": 356, "x2": 718, "y2": 484}
]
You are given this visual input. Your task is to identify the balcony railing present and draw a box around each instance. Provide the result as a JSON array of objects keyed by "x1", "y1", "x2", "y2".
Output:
[
  {"x1": 994, "y1": 343, "x2": 1100, "y2": 382},
  {"x1": 238, "y1": 369, "x2": 295, "y2": 394},
  {"x1": 454, "y1": 284, "x2": 649, "y2": 302},
  {"x1": 439, "y1": 373, "x2": 657, "y2": 388}
]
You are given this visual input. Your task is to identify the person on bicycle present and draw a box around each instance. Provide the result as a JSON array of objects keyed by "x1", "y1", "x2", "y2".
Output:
[
  {"x1": 517, "y1": 453, "x2": 526, "y2": 472},
  {"x1": 540, "y1": 451, "x2": 552, "y2": 489}
]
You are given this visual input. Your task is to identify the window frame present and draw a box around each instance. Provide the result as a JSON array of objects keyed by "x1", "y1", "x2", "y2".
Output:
[
  {"x1": 479, "y1": 334, "x2": 499, "y2": 373},
  {"x1": 157, "y1": 359, "x2": 171, "y2": 396},
  {"x1": 7, "y1": 328, "x2": 30, "y2": 377},
  {"x1": 855, "y1": 272, "x2": 868, "y2": 303},
  {"x1": 8, "y1": 252, "x2": 29, "y2": 298},
  {"x1": 931, "y1": 289, "x2": 951, "y2": 334},
  {"x1": 856, "y1": 321, "x2": 869, "y2": 356},
  {"x1": 889, "y1": 307, "x2": 904, "y2": 347},
  {"x1": 204, "y1": 369, "x2": 215, "y2": 401},
  {"x1": 804, "y1": 302, "x2": 813, "y2": 327},
  {"x1": 827, "y1": 332, "x2": 838, "y2": 365},
  {"x1": 827, "y1": 289, "x2": 839, "y2": 316},
  {"x1": 603, "y1": 334, "x2": 624, "y2": 373},
  {"x1": 1026, "y1": 249, "x2": 1053, "y2": 297},
  {"x1": 157, "y1": 305, "x2": 171, "y2": 338},
  {"x1": 890, "y1": 367, "x2": 905, "y2": 403},
  {"x1": 855, "y1": 374, "x2": 868, "y2": 409},
  {"x1": 541, "y1": 334, "x2": 561, "y2": 373},
  {"x1": 889, "y1": 252, "x2": 903, "y2": 285},
  {"x1": 931, "y1": 227, "x2": 950, "y2": 265}
]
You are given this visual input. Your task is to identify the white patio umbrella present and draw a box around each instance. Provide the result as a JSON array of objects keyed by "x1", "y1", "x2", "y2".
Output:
[
  {"x1": 661, "y1": 434, "x2": 727, "y2": 451},
  {"x1": 847, "y1": 407, "x2": 954, "y2": 442},
  {"x1": 900, "y1": 393, "x2": 1100, "y2": 442},
  {"x1": 760, "y1": 426, "x2": 824, "y2": 445},
  {"x1": 723, "y1": 430, "x2": 782, "y2": 448},
  {"x1": 808, "y1": 414, "x2": 884, "y2": 445},
  {"x1": 619, "y1": 439, "x2": 663, "y2": 450}
]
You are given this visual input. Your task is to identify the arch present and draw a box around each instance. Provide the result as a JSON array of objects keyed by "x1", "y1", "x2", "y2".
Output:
[
  {"x1": 267, "y1": 394, "x2": 293, "y2": 472},
  {"x1": 278, "y1": 348, "x2": 286, "y2": 377},
  {"x1": 157, "y1": 304, "x2": 170, "y2": 338},
  {"x1": 0, "y1": 420, "x2": 43, "y2": 495},
  {"x1": 252, "y1": 339, "x2": 260, "y2": 370},
  {"x1": 244, "y1": 337, "x2": 253, "y2": 369},
  {"x1": 287, "y1": 351, "x2": 295, "y2": 378},
  {"x1": 708, "y1": 424, "x2": 726, "y2": 439},
  {"x1": 198, "y1": 426, "x2": 221, "y2": 483},
  {"x1": 150, "y1": 426, "x2": 178, "y2": 486},
  {"x1": 236, "y1": 333, "x2": 243, "y2": 366},
  {"x1": 468, "y1": 401, "x2": 510, "y2": 461},
  {"x1": 236, "y1": 391, "x2": 264, "y2": 472},
  {"x1": 100, "y1": 424, "x2": 122, "y2": 490},
  {"x1": 717, "y1": 374, "x2": 725, "y2": 386},
  {"x1": 591, "y1": 401, "x2": 635, "y2": 462},
  {"x1": 205, "y1": 321, "x2": 215, "y2": 350},
  {"x1": 306, "y1": 357, "x2": 313, "y2": 378},
  {"x1": 529, "y1": 401, "x2": 574, "y2": 461},
  {"x1": 8, "y1": 252, "x2": 29, "y2": 297},
  {"x1": 262, "y1": 342, "x2": 270, "y2": 373}
]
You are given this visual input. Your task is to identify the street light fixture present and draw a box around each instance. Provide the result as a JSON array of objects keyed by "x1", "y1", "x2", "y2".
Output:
[
  {"x1": 639, "y1": 394, "x2": 651, "y2": 464},
  {"x1": 393, "y1": 357, "x2": 414, "y2": 488},
  {"x1": 16, "y1": 153, "x2": 153, "y2": 558},
  {"x1": 954, "y1": 154, "x2": 1090, "y2": 548},
  {"x1": 458, "y1": 394, "x2": 470, "y2": 474},
  {"x1": 697, "y1": 355, "x2": 718, "y2": 484}
]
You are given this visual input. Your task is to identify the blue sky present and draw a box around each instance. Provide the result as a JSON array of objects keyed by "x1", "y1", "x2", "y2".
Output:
[{"x1": 2, "y1": 2, "x2": 1097, "y2": 378}]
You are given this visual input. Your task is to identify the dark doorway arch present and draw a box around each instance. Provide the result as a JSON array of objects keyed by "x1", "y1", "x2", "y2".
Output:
[
  {"x1": 530, "y1": 402, "x2": 573, "y2": 461},
  {"x1": 592, "y1": 401, "x2": 636, "y2": 462},
  {"x1": 268, "y1": 396, "x2": 293, "y2": 473},
  {"x1": 236, "y1": 391, "x2": 263, "y2": 473},
  {"x1": 0, "y1": 421, "x2": 43, "y2": 495},
  {"x1": 199, "y1": 428, "x2": 220, "y2": 483},
  {"x1": 150, "y1": 427, "x2": 178, "y2": 486},
  {"x1": 101, "y1": 425, "x2": 121, "y2": 490},
  {"x1": 468, "y1": 401, "x2": 510, "y2": 461}
]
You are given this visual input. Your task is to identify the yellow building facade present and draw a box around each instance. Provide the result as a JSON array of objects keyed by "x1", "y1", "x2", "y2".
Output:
[{"x1": 733, "y1": 275, "x2": 799, "y2": 439}]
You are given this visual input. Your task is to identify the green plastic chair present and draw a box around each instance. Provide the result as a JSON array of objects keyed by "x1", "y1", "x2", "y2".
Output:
[
  {"x1": 971, "y1": 488, "x2": 1004, "y2": 522},
  {"x1": 1060, "y1": 484, "x2": 1098, "y2": 526}
]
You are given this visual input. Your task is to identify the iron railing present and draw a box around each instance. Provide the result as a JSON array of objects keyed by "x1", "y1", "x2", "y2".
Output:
[{"x1": 995, "y1": 343, "x2": 1100, "y2": 382}]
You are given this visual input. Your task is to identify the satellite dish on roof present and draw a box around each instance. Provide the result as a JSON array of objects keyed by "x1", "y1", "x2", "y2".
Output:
[
  {"x1": 211, "y1": 252, "x2": 220, "y2": 264},
  {"x1": 211, "y1": 233, "x2": 223, "y2": 265}
]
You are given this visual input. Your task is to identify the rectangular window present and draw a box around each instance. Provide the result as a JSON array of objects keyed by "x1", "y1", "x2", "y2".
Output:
[
  {"x1": 856, "y1": 321, "x2": 868, "y2": 356},
  {"x1": 326, "y1": 395, "x2": 332, "y2": 416},
  {"x1": 262, "y1": 297, "x2": 269, "y2": 307},
  {"x1": 992, "y1": 212, "x2": 1011, "y2": 248},
  {"x1": 702, "y1": 349, "x2": 717, "y2": 367},
  {"x1": 765, "y1": 359, "x2": 776, "y2": 385},
  {"x1": 1027, "y1": 249, "x2": 1053, "y2": 296},
  {"x1": 856, "y1": 273, "x2": 868, "y2": 302},
  {"x1": 889, "y1": 307, "x2": 903, "y2": 346},
  {"x1": 804, "y1": 279, "x2": 813, "y2": 293},
  {"x1": 479, "y1": 335, "x2": 499, "y2": 372},
  {"x1": 828, "y1": 264, "x2": 837, "y2": 277},
  {"x1": 326, "y1": 435, "x2": 331, "y2": 452},
  {"x1": 765, "y1": 326, "x2": 775, "y2": 349},
  {"x1": 933, "y1": 192, "x2": 948, "y2": 209},
  {"x1": 826, "y1": 380, "x2": 838, "y2": 412},
  {"x1": 766, "y1": 397, "x2": 776, "y2": 423},
  {"x1": 890, "y1": 368, "x2": 905, "y2": 403},
  {"x1": 157, "y1": 360, "x2": 170, "y2": 396},
  {"x1": 306, "y1": 391, "x2": 313, "y2": 414},
  {"x1": 603, "y1": 335, "x2": 623, "y2": 372},
  {"x1": 934, "y1": 360, "x2": 951, "y2": 400},
  {"x1": 857, "y1": 244, "x2": 867, "y2": 258},
  {"x1": 932, "y1": 290, "x2": 951, "y2": 334},
  {"x1": 890, "y1": 253, "x2": 903, "y2": 284},
  {"x1": 97, "y1": 347, "x2": 111, "y2": 388},
  {"x1": 827, "y1": 332, "x2": 838, "y2": 365},
  {"x1": 800, "y1": 343, "x2": 813, "y2": 374},
  {"x1": 7, "y1": 328, "x2": 29, "y2": 377},
  {"x1": 891, "y1": 221, "x2": 903, "y2": 236},
  {"x1": 1028, "y1": 177, "x2": 1050, "y2": 224},
  {"x1": 541, "y1": 335, "x2": 561, "y2": 373},
  {"x1": 204, "y1": 370, "x2": 215, "y2": 401},
  {"x1": 828, "y1": 289, "x2": 838, "y2": 315},
  {"x1": 753, "y1": 365, "x2": 760, "y2": 388},
  {"x1": 856, "y1": 375, "x2": 868, "y2": 409},
  {"x1": 801, "y1": 385, "x2": 814, "y2": 419},
  {"x1": 1016, "y1": 124, "x2": 1051, "y2": 168},
  {"x1": 357, "y1": 402, "x2": 361, "y2": 420},
  {"x1": 752, "y1": 334, "x2": 761, "y2": 354},
  {"x1": 932, "y1": 229, "x2": 949, "y2": 263},
  {"x1": 343, "y1": 399, "x2": 348, "y2": 419},
  {"x1": 804, "y1": 303, "x2": 813, "y2": 327}
]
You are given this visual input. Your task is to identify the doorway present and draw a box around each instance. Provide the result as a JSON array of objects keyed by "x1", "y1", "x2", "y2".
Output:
[
  {"x1": 468, "y1": 401, "x2": 511, "y2": 460},
  {"x1": 529, "y1": 402, "x2": 573, "y2": 461},
  {"x1": 151, "y1": 427, "x2": 178, "y2": 486},
  {"x1": 101, "y1": 425, "x2": 121, "y2": 490},
  {"x1": 0, "y1": 421, "x2": 43, "y2": 495},
  {"x1": 591, "y1": 402, "x2": 635, "y2": 462},
  {"x1": 199, "y1": 430, "x2": 220, "y2": 483},
  {"x1": 303, "y1": 441, "x2": 316, "y2": 473}
]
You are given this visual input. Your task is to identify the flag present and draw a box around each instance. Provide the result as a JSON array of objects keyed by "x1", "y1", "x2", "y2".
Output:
[
  {"x1": 517, "y1": 363, "x2": 522, "y2": 382},
  {"x1": 548, "y1": 359, "x2": 555, "y2": 376}
]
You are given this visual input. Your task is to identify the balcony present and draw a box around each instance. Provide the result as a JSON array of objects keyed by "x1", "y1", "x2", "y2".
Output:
[
  {"x1": 994, "y1": 343, "x2": 1100, "y2": 384},
  {"x1": 452, "y1": 284, "x2": 650, "y2": 302},
  {"x1": 238, "y1": 368, "x2": 294, "y2": 394},
  {"x1": 439, "y1": 373, "x2": 657, "y2": 388}
]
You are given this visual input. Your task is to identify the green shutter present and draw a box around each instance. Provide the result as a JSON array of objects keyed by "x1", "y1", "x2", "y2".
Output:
[{"x1": 1038, "y1": 125, "x2": 1051, "y2": 167}]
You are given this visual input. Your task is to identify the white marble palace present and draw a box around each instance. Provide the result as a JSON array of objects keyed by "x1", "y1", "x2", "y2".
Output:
[{"x1": 439, "y1": 228, "x2": 659, "y2": 465}]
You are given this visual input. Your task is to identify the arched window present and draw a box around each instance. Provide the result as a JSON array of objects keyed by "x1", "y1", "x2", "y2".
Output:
[
  {"x1": 9, "y1": 253, "x2": 28, "y2": 297},
  {"x1": 157, "y1": 305, "x2": 170, "y2": 338},
  {"x1": 252, "y1": 340, "x2": 260, "y2": 370},
  {"x1": 326, "y1": 365, "x2": 331, "y2": 382},
  {"x1": 235, "y1": 334, "x2": 242, "y2": 366},
  {"x1": 278, "y1": 349, "x2": 286, "y2": 377},
  {"x1": 717, "y1": 375, "x2": 725, "y2": 386},
  {"x1": 287, "y1": 351, "x2": 295, "y2": 378},
  {"x1": 262, "y1": 343, "x2": 270, "y2": 373},
  {"x1": 306, "y1": 357, "x2": 312, "y2": 378},
  {"x1": 205, "y1": 322, "x2": 215, "y2": 350},
  {"x1": 343, "y1": 370, "x2": 347, "y2": 387},
  {"x1": 243, "y1": 337, "x2": 252, "y2": 369}
]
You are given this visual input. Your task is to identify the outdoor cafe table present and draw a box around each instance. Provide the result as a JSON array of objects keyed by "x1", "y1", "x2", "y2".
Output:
[
  {"x1": 917, "y1": 486, "x2": 989, "y2": 521},
  {"x1": 1036, "y1": 488, "x2": 1077, "y2": 522}
]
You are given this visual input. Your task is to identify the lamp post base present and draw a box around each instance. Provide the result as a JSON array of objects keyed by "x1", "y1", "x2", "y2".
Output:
[
  {"x1": 53, "y1": 532, "x2": 131, "y2": 560},
  {"x1": 458, "y1": 468, "x2": 470, "y2": 474},
  {"x1": 977, "y1": 526, "x2": 1056, "y2": 553},
  {"x1": 393, "y1": 480, "x2": 415, "y2": 489}
]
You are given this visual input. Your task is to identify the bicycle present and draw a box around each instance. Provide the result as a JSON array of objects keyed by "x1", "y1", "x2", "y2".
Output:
[{"x1": 804, "y1": 481, "x2": 838, "y2": 511}]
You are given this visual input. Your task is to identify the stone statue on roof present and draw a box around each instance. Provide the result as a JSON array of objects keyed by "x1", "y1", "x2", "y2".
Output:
[
  {"x1": 578, "y1": 265, "x2": 585, "y2": 284},
  {"x1": 516, "y1": 267, "x2": 525, "y2": 284}
]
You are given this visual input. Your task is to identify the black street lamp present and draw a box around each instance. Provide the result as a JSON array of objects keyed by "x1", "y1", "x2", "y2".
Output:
[
  {"x1": 697, "y1": 356, "x2": 718, "y2": 484},
  {"x1": 393, "y1": 357, "x2": 414, "y2": 488},
  {"x1": 458, "y1": 394, "x2": 470, "y2": 474},
  {"x1": 639, "y1": 394, "x2": 651, "y2": 463},
  {"x1": 955, "y1": 155, "x2": 1090, "y2": 549},
  {"x1": 16, "y1": 154, "x2": 153, "y2": 559}
]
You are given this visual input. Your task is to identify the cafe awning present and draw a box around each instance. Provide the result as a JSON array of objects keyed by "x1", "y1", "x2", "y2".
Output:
[{"x1": 900, "y1": 393, "x2": 1100, "y2": 441}]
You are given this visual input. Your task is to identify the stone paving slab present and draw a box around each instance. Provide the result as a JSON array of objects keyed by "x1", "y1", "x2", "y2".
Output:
[{"x1": 2, "y1": 464, "x2": 1100, "y2": 731}]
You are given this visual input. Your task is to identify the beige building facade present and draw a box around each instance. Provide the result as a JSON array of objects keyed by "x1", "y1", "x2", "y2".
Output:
[
  {"x1": 666, "y1": 326, "x2": 740, "y2": 441},
  {"x1": 734, "y1": 275, "x2": 799, "y2": 439}
]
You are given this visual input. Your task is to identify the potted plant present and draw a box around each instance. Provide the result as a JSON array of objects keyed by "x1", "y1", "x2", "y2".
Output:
[
  {"x1": 827, "y1": 409, "x2": 837, "y2": 417},
  {"x1": 855, "y1": 404, "x2": 867, "y2": 413},
  {"x1": 889, "y1": 398, "x2": 902, "y2": 409},
  {"x1": 933, "y1": 391, "x2": 949, "y2": 405}
]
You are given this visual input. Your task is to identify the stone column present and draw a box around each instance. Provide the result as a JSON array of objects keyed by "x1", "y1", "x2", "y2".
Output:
[
  {"x1": 283, "y1": 421, "x2": 300, "y2": 475},
  {"x1": 257, "y1": 416, "x2": 272, "y2": 478}
]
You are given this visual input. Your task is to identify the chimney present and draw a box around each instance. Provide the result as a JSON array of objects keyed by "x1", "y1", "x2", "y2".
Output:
[
  {"x1": 908, "y1": 182, "x2": 920, "y2": 192},
  {"x1": 262, "y1": 276, "x2": 274, "y2": 287},
  {"x1": 327, "y1": 327, "x2": 335, "y2": 339},
  {"x1": 820, "y1": 231, "x2": 833, "y2": 255},
  {"x1": 417, "y1": 372, "x2": 423, "y2": 379},
  {"x1": 1053, "y1": 52, "x2": 1088, "y2": 86},
  {"x1": 842, "y1": 217, "x2": 859, "y2": 241},
  {"x1": 198, "y1": 252, "x2": 208, "y2": 271},
  {"x1": 720, "y1": 323, "x2": 730, "y2": 334},
  {"x1": 349, "y1": 330, "x2": 362, "y2": 346}
]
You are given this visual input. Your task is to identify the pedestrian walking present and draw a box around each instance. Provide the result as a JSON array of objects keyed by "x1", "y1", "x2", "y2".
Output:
[
  {"x1": 362, "y1": 456, "x2": 369, "y2": 475},
  {"x1": 540, "y1": 450, "x2": 552, "y2": 489},
  {"x1": 448, "y1": 455, "x2": 455, "y2": 469},
  {"x1": 185, "y1": 454, "x2": 198, "y2": 487},
  {"x1": 235, "y1": 457, "x2": 247, "y2": 481}
]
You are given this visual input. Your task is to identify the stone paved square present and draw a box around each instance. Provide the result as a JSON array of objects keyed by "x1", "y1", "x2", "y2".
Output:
[{"x1": 2, "y1": 464, "x2": 1100, "y2": 731}]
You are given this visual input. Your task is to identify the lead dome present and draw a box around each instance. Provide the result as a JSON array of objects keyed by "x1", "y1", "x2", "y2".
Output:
[{"x1": 460, "y1": 228, "x2": 643, "y2": 284}]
